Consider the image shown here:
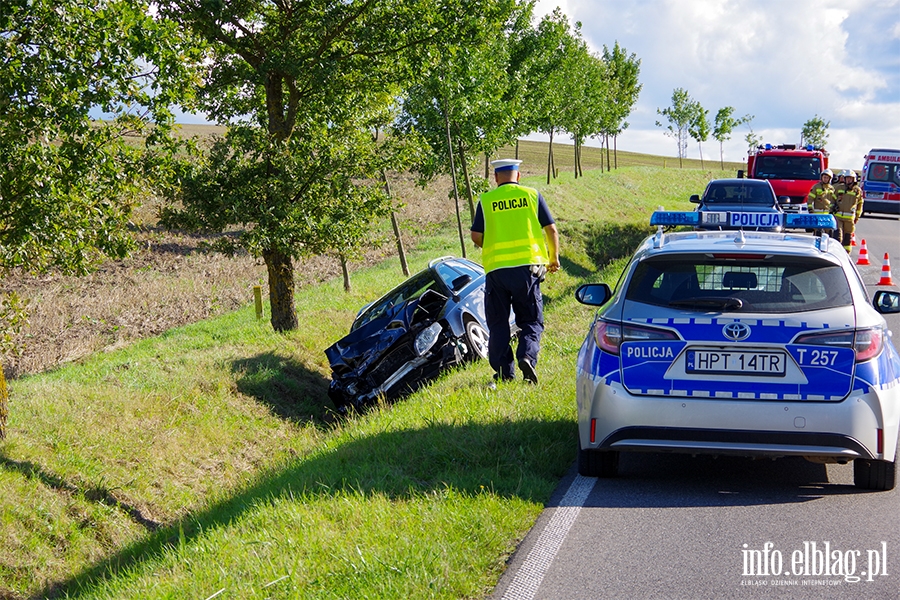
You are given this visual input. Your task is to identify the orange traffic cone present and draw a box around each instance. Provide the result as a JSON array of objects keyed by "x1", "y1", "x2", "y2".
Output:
[
  {"x1": 878, "y1": 253, "x2": 894, "y2": 286},
  {"x1": 851, "y1": 232, "x2": 857, "y2": 247},
  {"x1": 857, "y1": 239, "x2": 870, "y2": 265}
]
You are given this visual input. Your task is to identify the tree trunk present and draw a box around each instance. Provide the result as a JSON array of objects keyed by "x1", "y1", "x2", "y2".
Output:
[
  {"x1": 605, "y1": 134, "x2": 612, "y2": 172},
  {"x1": 698, "y1": 142, "x2": 705, "y2": 169},
  {"x1": 444, "y1": 111, "x2": 466, "y2": 258},
  {"x1": 382, "y1": 170, "x2": 409, "y2": 276},
  {"x1": 719, "y1": 142, "x2": 724, "y2": 170},
  {"x1": 574, "y1": 138, "x2": 579, "y2": 179},
  {"x1": 515, "y1": 139, "x2": 519, "y2": 160},
  {"x1": 546, "y1": 129, "x2": 554, "y2": 184},
  {"x1": 458, "y1": 139, "x2": 476, "y2": 218},
  {"x1": 0, "y1": 364, "x2": 8, "y2": 440},
  {"x1": 263, "y1": 247, "x2": 298, "y2": 332},
  {"x1": 614, "y1": 136, "x2": 619, "y2": 169},
  {"x1": 340, "y1": 254, "x2": 351, "y2": 292},
  {"x1": 484, "y1": 153, "x2": 489, "y2": 179},
  {"x1": 599, "y1": 137, "x2": 604, "y2": 173}
]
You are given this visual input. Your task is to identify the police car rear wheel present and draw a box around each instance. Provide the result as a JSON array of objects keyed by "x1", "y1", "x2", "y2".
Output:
[
  {"x1": 464, "y1": 319, "x2": 489, "y2": 361},
  {"x1": 578, "y1": 446, "x2": 619, "y2": 478},
  {"x1": 853, "y1": 458, "x2": 897, "y2": 491}
]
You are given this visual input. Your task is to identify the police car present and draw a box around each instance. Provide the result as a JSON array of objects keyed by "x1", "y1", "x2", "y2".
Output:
[{"x1": 575, "y1": 211, "x2": 900, "y2": 490}]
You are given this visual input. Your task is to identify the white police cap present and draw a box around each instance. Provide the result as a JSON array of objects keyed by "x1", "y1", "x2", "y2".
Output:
[{"x1": 490, "y1": 158, "x2": 522, "y2": 172}]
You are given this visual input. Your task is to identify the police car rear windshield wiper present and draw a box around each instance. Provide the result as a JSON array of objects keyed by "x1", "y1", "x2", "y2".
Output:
[{"x1": 668, "y1": 297, "x2": 744, "y2": 310}]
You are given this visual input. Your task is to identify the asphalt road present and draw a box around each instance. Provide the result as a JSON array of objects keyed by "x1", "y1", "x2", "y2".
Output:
[{"x1": 493, "y1": 214, "x2": 900, "y2": 600}]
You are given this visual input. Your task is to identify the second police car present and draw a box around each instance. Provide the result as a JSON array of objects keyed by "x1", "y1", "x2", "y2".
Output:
[{"x1": 575, "y1": 211, "x2": 900, "y2": 490}]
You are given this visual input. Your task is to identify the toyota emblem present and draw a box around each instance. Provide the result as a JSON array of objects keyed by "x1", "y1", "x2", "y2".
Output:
[{"x1": 723, "y1": 322, "x2": 751, "y2": 341}]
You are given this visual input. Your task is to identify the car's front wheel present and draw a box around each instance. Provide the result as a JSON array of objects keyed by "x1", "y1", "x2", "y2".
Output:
[
  {"x1": 464, "y1": 319, "x2": 489, "y2": 360},
  {"x1": 853, "y1": 457, "x2": 897, "y2": 491},
  {"x1": 578, "y1": 446, "x2": 619, "y2": 478}
]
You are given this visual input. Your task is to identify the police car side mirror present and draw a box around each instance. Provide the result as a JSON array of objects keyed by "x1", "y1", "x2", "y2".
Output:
[
  {"x1": 575, "y1": 283, "x2": 612, "y2": 307},
  {"x1": 690, "y1": 194, "x2": 701, "y2": 204},
  {"x1": 873, "y1": 290, "x2": 900, "y2": 314}
]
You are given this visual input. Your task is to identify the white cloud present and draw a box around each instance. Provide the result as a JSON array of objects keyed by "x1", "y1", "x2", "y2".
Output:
[{"x1": 534, "y1": 0, "x2": 900, "y2": 168}]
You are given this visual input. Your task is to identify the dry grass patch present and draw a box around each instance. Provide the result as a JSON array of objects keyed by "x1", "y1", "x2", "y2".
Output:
[{"x1": 1, "y1": 170, "x2": 455, "y2": 379}]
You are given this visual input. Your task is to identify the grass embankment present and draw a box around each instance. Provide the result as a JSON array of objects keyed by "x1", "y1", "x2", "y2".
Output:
[{"x1": 1, "y1": 166, "x2": 726, "y2": 599}]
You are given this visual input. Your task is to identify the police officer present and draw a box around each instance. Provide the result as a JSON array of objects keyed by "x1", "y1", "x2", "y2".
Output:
[
  {"x1": 470, "y1": 159, "x2": 560, "y2": 384},
  {"x1": 833, "y1": 170, "x2": 863, "y2": 251}
]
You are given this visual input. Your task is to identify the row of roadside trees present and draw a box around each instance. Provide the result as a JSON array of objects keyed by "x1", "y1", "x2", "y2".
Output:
[
  {"x1": 655, "y1": 87, "x2": 753, "y2": 170},
  {"x1": 655, "y1": 88, "x2": 833, "y2": 169},
  {"x1": 1, "y1": 0, "x2": 641, "y2": 436}
]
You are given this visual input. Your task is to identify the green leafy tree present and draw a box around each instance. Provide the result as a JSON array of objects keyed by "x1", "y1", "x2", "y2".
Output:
[
  {"x1": 156, "y1": 1, "x2": 507, "y2": 331},
  {"x1": 515, "y1": 8, "x2": 582, "y2": 183},
  {"x1": 558, "y1": 32, "x2": 606, "y2": 178},
  {"x1": 0, "y1": 0, "x2": 196, "y2": 437},
  {"x1": 395, "y1": 2, "x2": 520, "y2": 251},
  {"x1": 656, "y1": 88, "x2": 696, "y2": 168},
  {"x1": 688, "y1": 101, "x2": 710, "y2": 169},
  {"x1": 600, "y1": 42, "x2": 642, "y2": 170},
  {"x1": 801, "y1": 114, "x2": 830, "y2": 148},
  {"x1": 713, "y1": 108, "x2": 753, "y2": 169},
  {"x1": 746, "y1": 129, "x2": 761, "y2": 153}
]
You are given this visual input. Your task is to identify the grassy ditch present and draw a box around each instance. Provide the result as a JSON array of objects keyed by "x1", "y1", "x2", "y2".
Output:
[{"x1": 2, "y1": 166, "x2": 725, "y2": 599}]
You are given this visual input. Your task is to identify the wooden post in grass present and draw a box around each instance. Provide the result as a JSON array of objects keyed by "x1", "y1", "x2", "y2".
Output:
[
  {"x1": 253, "y1": 286, "x2": 263, "y2": 320},
  {"x1": 340, "y1": 254, "x2": 351, "y2": 292},
  {"x1": 0, "y1": 364, "x2": 8, "y2": 439}
]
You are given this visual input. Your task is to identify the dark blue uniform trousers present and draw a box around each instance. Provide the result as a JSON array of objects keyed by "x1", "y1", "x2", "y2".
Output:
[{"x1": 485, "y1": 265, "x2": 544, "y2": 379}]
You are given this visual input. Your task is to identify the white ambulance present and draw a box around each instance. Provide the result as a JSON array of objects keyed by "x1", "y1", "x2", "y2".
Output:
[{"x1": 861, "y1": 148, "x2": 900, "y2": 215}]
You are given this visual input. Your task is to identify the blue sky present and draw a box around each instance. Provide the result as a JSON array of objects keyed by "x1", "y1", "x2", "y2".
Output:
[{"x1": 533, "y1": 0, "x2": 900, "y2": 169}]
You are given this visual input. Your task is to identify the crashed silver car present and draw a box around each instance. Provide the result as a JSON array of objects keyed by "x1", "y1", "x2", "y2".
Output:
[{"x1": 326, "y1": 256, "x2": 491, "y2": 413}]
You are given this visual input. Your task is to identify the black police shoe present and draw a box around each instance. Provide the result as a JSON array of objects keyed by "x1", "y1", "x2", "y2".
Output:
[{"x1": 518, "y1": 358, "x2": 538, "y2": 384}]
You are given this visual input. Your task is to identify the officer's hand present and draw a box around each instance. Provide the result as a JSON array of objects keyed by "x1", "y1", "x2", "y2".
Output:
[{"x1": 548, "y1": 260, "x2": 561, "y2": 273}]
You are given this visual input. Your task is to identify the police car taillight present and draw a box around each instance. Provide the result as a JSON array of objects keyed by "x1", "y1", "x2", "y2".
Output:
[
  {"x1": 794, "y1": 328, "x2": 884, "y2": 362},
  {"x1": 594, "y1": 321, "x2": 622, "y2": 354},
  {"x1": 594, "y1": 320, "x2": 678, "y2": 355},
  {"x1": 853, "y1": 327, "x2": 884, "y2": 362}
]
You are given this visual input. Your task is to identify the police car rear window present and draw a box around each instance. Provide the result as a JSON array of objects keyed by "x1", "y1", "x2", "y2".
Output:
[{"x1": 626, "y1": 255, "x2": 852, "y2": 313}]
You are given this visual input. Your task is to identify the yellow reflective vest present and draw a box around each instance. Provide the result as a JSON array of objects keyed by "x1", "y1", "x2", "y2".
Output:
[{"x1": 479, "y1": 183, "x2": 549, "y2": 273}]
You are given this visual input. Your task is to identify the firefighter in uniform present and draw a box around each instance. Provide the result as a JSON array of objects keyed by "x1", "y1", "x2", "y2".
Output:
[
  {"x1": 470, "y1": 159, "x2": 560, "y2": 385},
  {"x1": 833, "y1": 170, "x2": 863, "y2": 251},
  {"x1": 807, "y1": 168, "x2": 835, "y2": 214},
  {"x1": 806, "y1": 168, "x2": 836, "y2": 236}
]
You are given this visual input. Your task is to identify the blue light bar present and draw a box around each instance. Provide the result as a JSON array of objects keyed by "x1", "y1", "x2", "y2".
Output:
[
  {"x1": 650, "y1": 211, "x2": 700, "y2": 226},
  {"x1": 785, "y1": 213, "x2": 837, "y2": 230}
]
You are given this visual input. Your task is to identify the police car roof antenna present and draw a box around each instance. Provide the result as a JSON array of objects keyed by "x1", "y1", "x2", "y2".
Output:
[
  {"x1": 733, "y1": 228, "x2": 746, "y2": 245},
  {"x1": 653, "y1": 225, "x2": 665, "y2": 249},
  {"x1": 817, "y1": 231, "x2": 829, "y2": 252},
  {"x1": 653, "y1": 206, "x2": 665, "y2": 249}
]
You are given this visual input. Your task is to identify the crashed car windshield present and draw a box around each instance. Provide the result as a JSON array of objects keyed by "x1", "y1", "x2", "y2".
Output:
[
  {"x1": 352, "y1": 259, "x2": 483, "y2": 331},
  {"x1": 352, "y1": 270, "x2": 438, "y2": 331}
]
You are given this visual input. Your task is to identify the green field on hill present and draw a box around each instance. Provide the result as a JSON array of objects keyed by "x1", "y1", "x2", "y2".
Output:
[{"x1": 1, "y1": 161, "x2": 733, "y2": 599}]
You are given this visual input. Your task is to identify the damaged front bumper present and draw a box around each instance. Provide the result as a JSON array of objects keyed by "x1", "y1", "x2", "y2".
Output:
[{"x1": 328, "y1": 324, "x2": 470, "y2": 411}]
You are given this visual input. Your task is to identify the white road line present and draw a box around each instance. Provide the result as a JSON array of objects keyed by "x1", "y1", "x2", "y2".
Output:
[{"x1": 501, "y1": 475, "x2": 596, "y2": 600}]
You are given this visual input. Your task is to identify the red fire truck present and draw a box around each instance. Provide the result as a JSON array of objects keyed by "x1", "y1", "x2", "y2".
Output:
[{"x1": 738, "y1": 144, "x2": 829, "y2": 213}]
